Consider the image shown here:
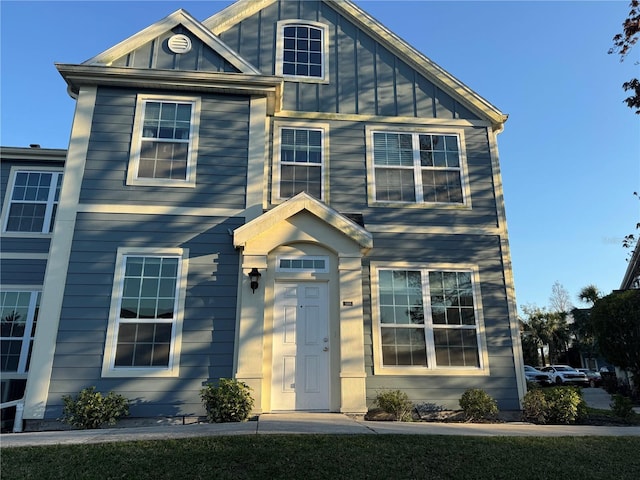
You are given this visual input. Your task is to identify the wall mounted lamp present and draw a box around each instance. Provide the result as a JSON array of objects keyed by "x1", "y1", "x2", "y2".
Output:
[{"x1": 248, "y1": 268, "x2": 262, "y2": 293}]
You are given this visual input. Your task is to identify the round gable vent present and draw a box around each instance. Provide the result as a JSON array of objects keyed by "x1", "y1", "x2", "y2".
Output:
[{"x1": 168, "y1": 34, "x2": 192, "y2": 54}]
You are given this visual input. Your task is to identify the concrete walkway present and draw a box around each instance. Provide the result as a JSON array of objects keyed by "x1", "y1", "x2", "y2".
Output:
[{"x1": 2, "y1": 387, "x2": 639, "y2": 448}]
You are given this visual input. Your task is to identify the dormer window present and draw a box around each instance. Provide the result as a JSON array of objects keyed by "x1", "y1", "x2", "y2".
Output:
[{"x1": 276, "y1": 21, "x2": 329, "y2": 83}]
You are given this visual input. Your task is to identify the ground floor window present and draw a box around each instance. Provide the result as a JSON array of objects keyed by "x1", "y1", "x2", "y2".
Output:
[
  {"x1": 374, "y1": 266, "x2": 485, "y2": 372},
  {"x1": 102, "y1": 248, "x2": 188, "y2": 377},
  {"x1": 0, "y1": 290, "x2": 40, "y2": 374}
]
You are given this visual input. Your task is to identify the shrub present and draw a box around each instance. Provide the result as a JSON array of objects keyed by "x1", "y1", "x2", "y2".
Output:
[
  {"x1": 522, "y1": 389, "x2": 549, "y2": 424},
  {"x1": 459, "y1": 388, "x2": 498, "y2": 422},
  {"x1": 60, "y1": 386, "x2": 129, "y2": 429},
  {"x1": 200, "y1": 378, "x2": 254, "y2": 423},
  {"x1": 611, "y1": 394, "x2": 634, "y2": 420},
  {"x1": 521, "y1": 386, "x2": 586, "y2": 425},
  {"x1": 374, "y1": 390, "x2": 413, "y2": 422}
]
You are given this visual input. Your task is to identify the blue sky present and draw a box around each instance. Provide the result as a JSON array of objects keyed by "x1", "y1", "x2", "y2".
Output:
[{"x1": 1, "y1": 1, "x2": 638, "y2": 313}]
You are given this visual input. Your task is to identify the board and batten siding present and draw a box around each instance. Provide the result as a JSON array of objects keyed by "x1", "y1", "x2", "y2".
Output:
[
  {"x1": 362, "y1": 233, "x2": 520, "y2": 411},
  {"x1": 44, "y1": 212, "x2": 243, "y2": 418},
  {"x1": 79, "y1": 87, "x2": 251, "y2": 209},
  {"x1": 110, "y1": 25, "x2": 240, "y2": 73},
  {"x1": 218, "y1": 0, "x2": 479, "y2": 119}
]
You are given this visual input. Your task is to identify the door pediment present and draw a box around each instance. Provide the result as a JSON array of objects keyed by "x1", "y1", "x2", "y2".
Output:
[{"x1": 233, "y1": 193, "x2": 372, "y2": 255}]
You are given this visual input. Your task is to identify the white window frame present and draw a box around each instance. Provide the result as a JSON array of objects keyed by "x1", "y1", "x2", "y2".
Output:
[
  {"x1": 102, "y1": 247, "x2": 189, "y2": 378},
  {"x1": 1, "y1": 167, "x2": 63, "y2": 236},
  {"x1": 0, "y1": 288, "x2": 40, "y2": 375},
  {"x1": 365, "y1": 126, "x2": 471, "y2": 208},
  {"x1": 370, "y1": 263, "x2": 489, "y2": 376},
  {"x1": 275, "y1": 20, "x2": 330, "y2": 83},
  {"x1": 272, "y1": 121, "x2": 329, "y2": 203},
  {"x1": 126, "y1": 94, "x2": 201, "y2": 188},
  {"x1": 276, "y1": 255, "x2": 329, "y2": 273}
]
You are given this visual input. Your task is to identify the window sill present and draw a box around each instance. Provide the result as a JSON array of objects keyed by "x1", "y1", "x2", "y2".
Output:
[
  {"x1": 373, "y1": 366, "x2": 489, "y2": 376},
  {"x1": 101, "y1": 367, "x2": 179, "y2": 378}
]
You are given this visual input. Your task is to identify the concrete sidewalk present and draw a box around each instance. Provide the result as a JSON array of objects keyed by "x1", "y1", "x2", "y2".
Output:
[
  {"x1": 2, "y1": 412, "x2": 640, "y2": 448},
  {"x1": 3, "y1": 387, "x2": 639, "y2": 448}
]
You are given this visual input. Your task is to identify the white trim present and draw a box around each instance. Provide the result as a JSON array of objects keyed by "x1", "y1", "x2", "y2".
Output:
[
  {"x1": 101, "y1": 247, "x2": 188, "y2": 378},
  {"x1": 126, "y1": 94, "x2": 201, "y2": 188},
  {"x1": 276, "y1": 255, "x2": 330, "y2": 273},
  {"x1": 275, "y1": 20, "x2": 330, "y2": 83},
  {"x1": 1, "y1": 166, "x2": 64, "y2": 234},
  {"x1": 23, "y1": 86, "x2": 97, "y2": 419},
  {"x1": 272, "y1": 121, "x2": 330, "y2": 204},
  {"x1": 365, "y1": 125, "x2": 471, "y2": 208},
  {"x1": 0, "y1": 253, "x2": 50, "y2": 260},
  {"x1": 76, "y1": 203, "x2": 242, "y2": 217},
  {"x1": 366, "y1": 225, "x2": 500, "y2": 235},
  {"x1": 370, "y1": 262, "x2": 489, "y2": 376}
]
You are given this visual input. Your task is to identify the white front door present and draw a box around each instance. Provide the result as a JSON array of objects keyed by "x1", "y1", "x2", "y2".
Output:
[{"x1": 271, "y1": 282, "x2": 330, "y2": 411}]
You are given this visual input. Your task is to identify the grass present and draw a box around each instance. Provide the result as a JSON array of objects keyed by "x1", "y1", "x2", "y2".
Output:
[{"x1": 2, "y1": 435, "x2": 640, "y2": 480}]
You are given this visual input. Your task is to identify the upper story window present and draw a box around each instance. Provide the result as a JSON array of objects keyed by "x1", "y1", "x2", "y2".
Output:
[
  {"x1": 273, "y1": 123, "x2": 328, "y2": 202},
  {"x1": 126, "y1": 95, "x2": 200, "y2": 188},
  {"x1": 368, "y1": 130, "x2": 468, "y2": 206},
  {"x1": 276, "y1": 21, "x2": 329, "y2": 82},
  {"x1": 2, "y1": 169, "x2": 62, "y2": 234}
]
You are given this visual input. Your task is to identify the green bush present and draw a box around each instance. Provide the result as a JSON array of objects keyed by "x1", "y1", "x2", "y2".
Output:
[
  {"x1": 522, "y1": 389, "x2": 549, "y2": 424},
  {"x1": 200, "y1": 378, "x2": 254, "y2": 423},
  {"x1": 374, "y1": 390, "x2": 413, "y2": 422},
  {"x1": 60, "y1": 386, "x2": 129, "y2": 429},
  {"x1": 459, "y1": 388, "x2": 498, "y2": 422},
  {"x1": 521, "y1": 386, "x2": 586, "y2": 424},
  {"x1": 611, "y1": 394, "x2": 634, "y2": 419}
]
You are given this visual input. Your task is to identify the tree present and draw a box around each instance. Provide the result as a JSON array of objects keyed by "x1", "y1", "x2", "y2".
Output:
[
  {"x1": 522, "y1": 305, "x2": 571, "y2": 365},
  {"x1": 590, "y1": 289, "x2": 640, "y2": 385},
  {"x1": 570, "y1": 285, "x2": 602, "y2": 367},
  {"x1": 609, "y1": 0, "x2": 640, "y2": 113},
  {"x1": 549, "y1": 281, "x2": 572, "y2": 314},
  {"x1": 578, "y1": 284, "x2": 602, "y2": 305}
]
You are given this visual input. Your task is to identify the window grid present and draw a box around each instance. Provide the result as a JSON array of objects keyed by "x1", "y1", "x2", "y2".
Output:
[
  {"x1": 282, "y1": 25, "x2": 323, "y2": 78},
  {"x1": 137, "y1": 101, "x2": 193, "y2": 181},
  {"x1": 4, "y1": 171, "x2": 63, "y2": 233},
  {"x1": 0, "y1": 291, "x2": 40, "y2": 373},
  {"x1": 377, "y1": 269, "x2": 480, "y2": 369},
  {"x1": 373, "y1": 132, "x2": 464, "y2": 204},
  {"x1": 114, "y1": 256, "x2": 180, "y2": 368},
  {"x1": 279, "y1": 128, "x2": 323, "y2": 199}
]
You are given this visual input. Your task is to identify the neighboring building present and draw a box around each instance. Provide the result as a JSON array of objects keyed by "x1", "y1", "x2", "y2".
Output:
[
  {"x1": 621, "y1": 243, "x2": 640, "y2": 290},
  {"x1": 1, "y1": 0, "x2": 524, "y2": 429}
]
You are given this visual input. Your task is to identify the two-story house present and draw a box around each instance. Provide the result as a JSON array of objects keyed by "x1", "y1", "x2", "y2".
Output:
[{"x1": 1, "y1": 0, "x2": 524, "y2": 429}]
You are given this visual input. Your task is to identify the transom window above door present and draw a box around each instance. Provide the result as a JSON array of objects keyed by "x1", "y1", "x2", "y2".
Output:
[
  {"x1": 127, "y1": 95, "x2": 200, "y2": 188},
  {"x1": 369, "y1": 130, "x2": 468, "y2": 206}
]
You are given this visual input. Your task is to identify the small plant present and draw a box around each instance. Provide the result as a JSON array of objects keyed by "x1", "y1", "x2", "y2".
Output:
[
  {"x1": 200, "y1": 378, "x2": 254, "y2": 423},
  {"x1": 611, "y1": 394, "x2": 634, "y2": 420},
  {"x1": 522, "y1": 389, "x2": 549, "y2": 424},
  {"x1": 374, "y1": 390, "x2": 413, "y2": 421},
  {"x1": 521, "y1": 386, "x2": 586, "y2": 425},
  {"x1": 459, "y1": 388, "x2": 498, "y2": 422},
  {"x1": 60, "y1": 386, "x2": 129, "y2": 429}
]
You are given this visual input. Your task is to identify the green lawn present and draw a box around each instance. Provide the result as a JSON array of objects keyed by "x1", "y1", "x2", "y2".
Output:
[{"x1": 2, "y1": 435, "x2": 640, "y2": 480}]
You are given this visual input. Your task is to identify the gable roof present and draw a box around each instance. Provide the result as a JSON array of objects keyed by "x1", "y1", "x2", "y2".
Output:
[
  {"x1": 84, "y1": 9, "x2": 260, "y2": 74},
  {"x1": 233, "y1": 192, "x2": 373, "y2": 250},
  {"x1": 203, "y1": 0, "x2": 508, "y2": 130}
]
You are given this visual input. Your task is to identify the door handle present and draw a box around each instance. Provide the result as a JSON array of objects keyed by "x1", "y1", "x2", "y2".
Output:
[{"x1": 323, "y1": 346, "x2": 329, "y2": 352}]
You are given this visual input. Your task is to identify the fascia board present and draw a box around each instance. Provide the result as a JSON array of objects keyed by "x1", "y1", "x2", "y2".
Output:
[
  {"x1": 203, "y1": 0, "x2": 278, "y2": 35},
  {"x1": 0, "y1": 147, "x2": 67, "y2": 163},
  {"x1": 234, "y1": 192, "x2": 373, "y2": 249},
  {"x1": 83, "y1": 9, "x2": 260, "y2": 75},
  {"x1": 621, "y1": 245, "x2": 640, "y2": 289},
  {"x1": 56, "y1": 64, "x2": 283, "y2": 114}
]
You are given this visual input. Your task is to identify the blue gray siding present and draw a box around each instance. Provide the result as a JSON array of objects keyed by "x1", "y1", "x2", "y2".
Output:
[
  {"x1": 218, "y1": 0, "x2": 479, "y2": 119},
  {"x1": 111, "y1": 26, "x2": 240, "y2": 73},
  {"x1": 45, "y1": 212, "x2": 242, "y2": 418}
]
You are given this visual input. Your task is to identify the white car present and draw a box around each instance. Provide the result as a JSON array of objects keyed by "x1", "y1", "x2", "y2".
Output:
[
  {"x1": 540, "y1": 365, "x2": 588, "y2": 386},
  {"x1": 524, "y1": 365, "x2": 552, "y2": 386}
]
